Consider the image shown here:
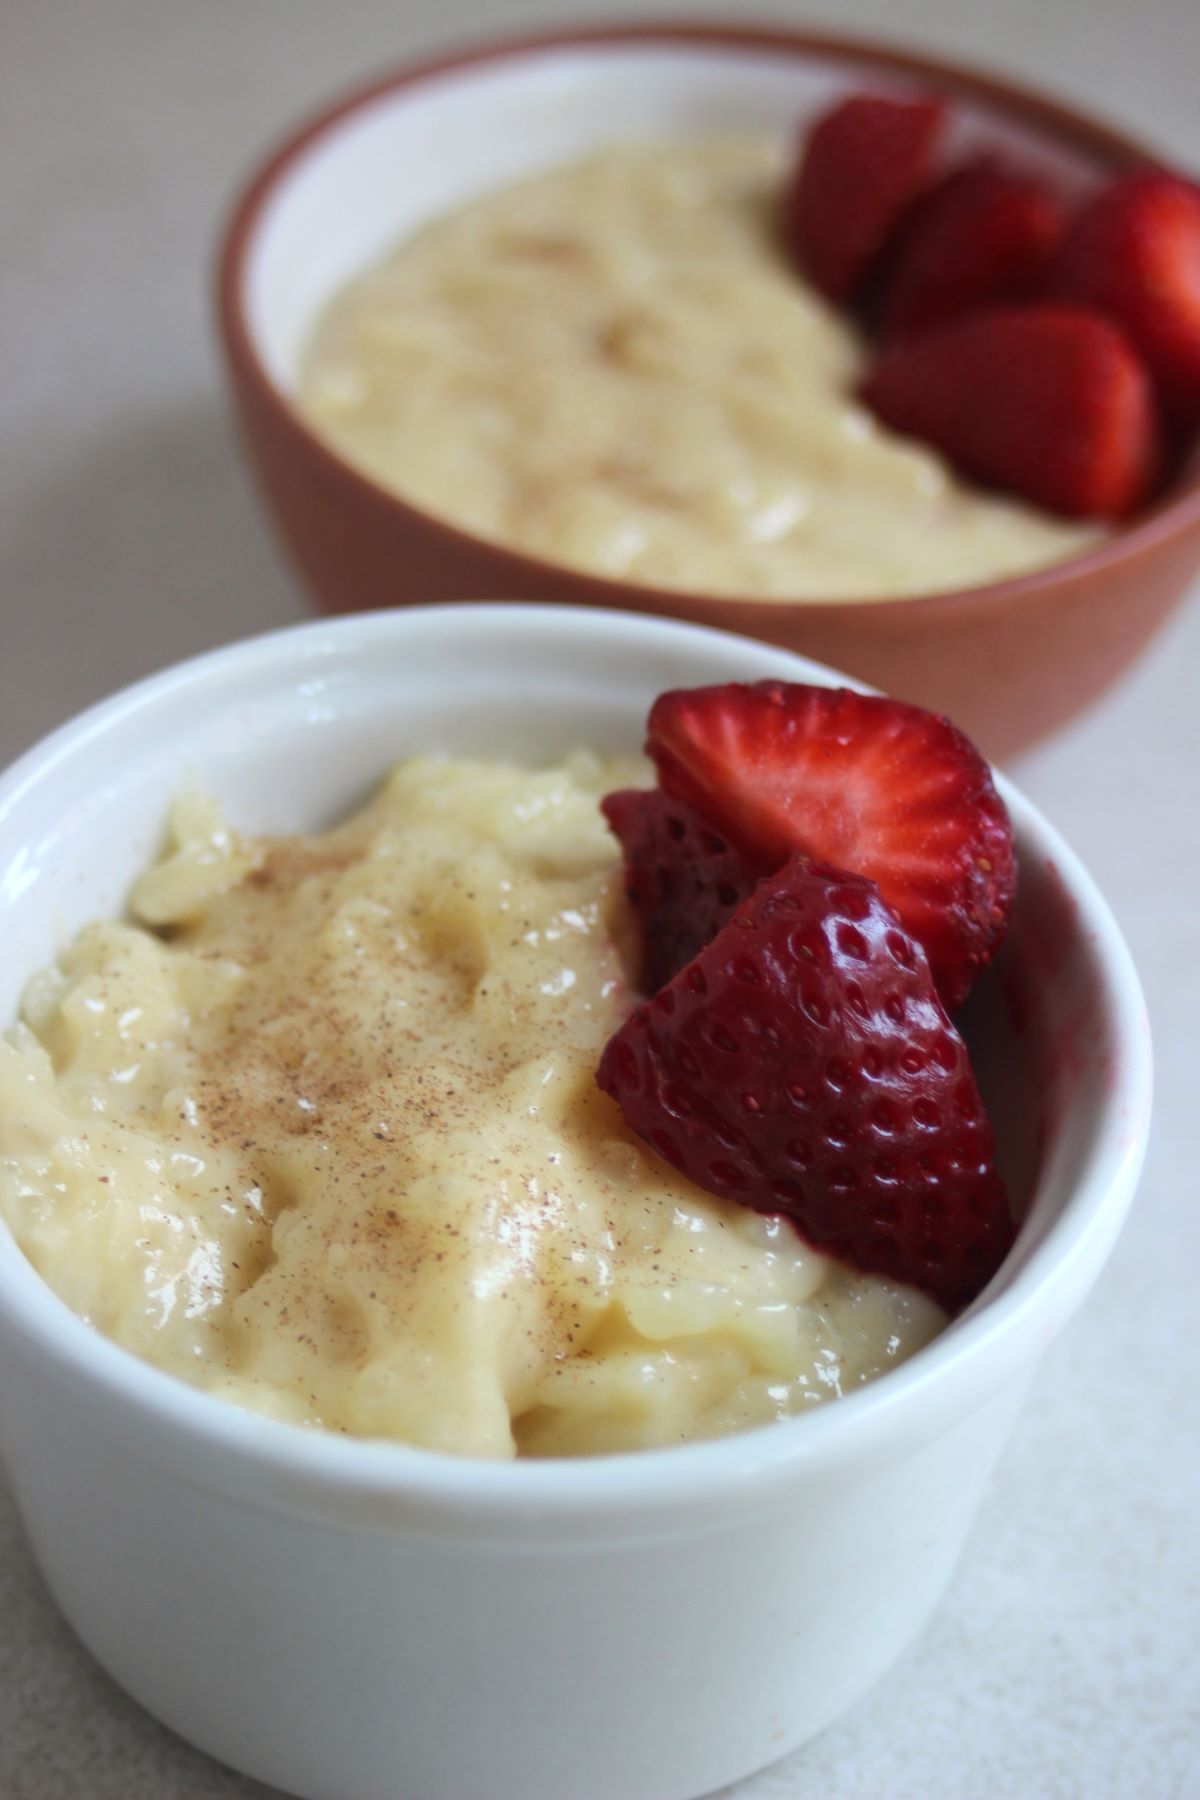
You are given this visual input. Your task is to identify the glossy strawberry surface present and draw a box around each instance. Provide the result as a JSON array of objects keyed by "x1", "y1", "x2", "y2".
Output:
[
  {"x1": 598, "y1": 858, "x2": 1014, "y2": 1314},
  {"x1": 863, "y1": 304, "x2": 1161, "y2": 518}
]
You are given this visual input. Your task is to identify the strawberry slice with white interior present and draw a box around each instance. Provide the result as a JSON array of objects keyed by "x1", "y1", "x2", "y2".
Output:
[{"x1": 646, "y1": 681, "x2": 1016, "y2": 1011}]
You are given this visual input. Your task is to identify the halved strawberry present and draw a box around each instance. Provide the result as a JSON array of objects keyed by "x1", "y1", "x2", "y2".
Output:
[
  {"x1": 862, "y1": 304, "x2": 1160, "y2": 517},
  {"x1": 876, "y1": 156, "x2": 1066, "y2": 340},
  {"x1": 786, "y1": 92, "x2": 946, "y2": 301},
  {"x1": 1047, "y1": 168, "x2": 1200, "y2": 418},
  {"x1": 602, "y1": 788, "x2": 761, "y2": 995},
  {"x1": 598, "y1": 857, "x2": 1014, "y2": 1314},
  {"x1": 646, "y1": 682, "x2": 1015, "y2": 1012}
]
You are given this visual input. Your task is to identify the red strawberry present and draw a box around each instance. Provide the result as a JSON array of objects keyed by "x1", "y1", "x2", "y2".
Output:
[
  {"x1": 647, "y1": 682, "x2": 1015, "y2": 1012},
  {"x1": 787, "y1": 92, "x2": 946, "y2": 301},
  {"x1": 862, "y1": 304, "x2": 1160, "y2": 517},
  {"x1": 602, "y1": 788, "x2": 762, "y2": 994},
  {"x1": 1047, "y1": 169, "x2": 1200, "y2": 417},
  {"x1": 877, "y1": 156, "x2": 1066, "y2": 340},
  {"x1": 597, "y1": 859, "x2": 1014, "y2": 1314}
]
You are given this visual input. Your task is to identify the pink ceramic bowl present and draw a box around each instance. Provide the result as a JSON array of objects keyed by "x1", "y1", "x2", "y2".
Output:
[{"x1": 217, "y1": 22, "x2": 1200, "y2": 760}]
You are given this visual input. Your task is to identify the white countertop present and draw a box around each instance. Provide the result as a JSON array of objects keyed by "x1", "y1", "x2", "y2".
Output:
[{"x1": 2, "y1": 3, "x2": 1198, "y2": 1796}]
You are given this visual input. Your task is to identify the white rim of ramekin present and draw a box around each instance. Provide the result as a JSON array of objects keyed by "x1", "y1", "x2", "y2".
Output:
[{"x1": 0, "y1": 607, "x2": 1153, "y2": 1521}]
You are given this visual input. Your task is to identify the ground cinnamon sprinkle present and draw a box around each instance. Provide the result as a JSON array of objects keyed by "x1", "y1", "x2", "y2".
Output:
[{"x1": 0, "y1": 753, "x2": 947, "y2": 1458}]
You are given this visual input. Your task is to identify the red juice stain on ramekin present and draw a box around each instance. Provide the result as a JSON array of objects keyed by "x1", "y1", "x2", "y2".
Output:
[{"x1": 996, "y1": 855, "x2": 1116, "y2": 1192}]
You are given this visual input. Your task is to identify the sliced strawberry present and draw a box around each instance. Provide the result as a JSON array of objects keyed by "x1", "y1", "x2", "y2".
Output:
[
  {"x1": 602, "y1": 788, "x2": 761, "y2": 995},
  {"x1": 646, "y1": 682, "x2": 1015, "y2": 1012},
  {"x1": 598, "y1": 859, "x2": 1014, "y2": 1314},
  {"x1": 786, "y1": 92, "x2": 946, "y2": 301},
  {"x1": 862, "y1": 304, "x2": 1160, "y2": 517},
  {"x1": 1047, "y1": 169, "x2": 1200, "y2": 418},
  {"x1": 877, "y1": 156, "x2": 1066, "y2": 340}
]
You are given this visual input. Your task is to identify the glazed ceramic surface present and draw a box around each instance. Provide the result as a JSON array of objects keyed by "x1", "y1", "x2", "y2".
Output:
[{"x1": 0, "y1": 607, "x2": 1151, "y2": 1800}]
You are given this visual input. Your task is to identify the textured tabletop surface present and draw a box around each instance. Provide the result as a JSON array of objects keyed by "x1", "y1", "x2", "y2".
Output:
[{"x1": 2, "y1": 2, "x2": 1198, "y2": 1796}]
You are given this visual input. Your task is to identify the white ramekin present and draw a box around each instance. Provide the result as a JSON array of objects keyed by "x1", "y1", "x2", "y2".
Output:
[{"x1": 0, "y1": 607, "x2": 1151, "y2": 1800}]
